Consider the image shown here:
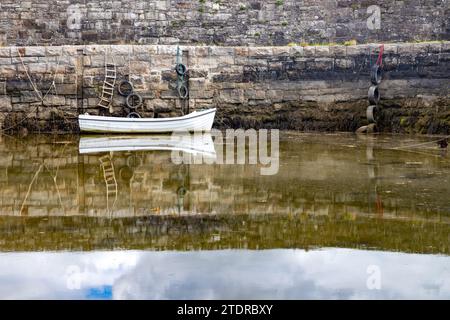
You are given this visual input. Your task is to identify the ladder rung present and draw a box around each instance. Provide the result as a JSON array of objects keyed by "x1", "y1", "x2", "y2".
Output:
[{"x1": 104, "y1": 81, "x2": 115, "y2": 87}]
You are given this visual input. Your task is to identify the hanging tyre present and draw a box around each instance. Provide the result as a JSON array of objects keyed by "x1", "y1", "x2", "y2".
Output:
[
  {"x1": 178, "y1": 85, "x2": 189, "y2": 99},
  {"x1": 175, "y1": 63, "x2": 187, "y2": 76},
  {"x1": 118, "y1": 80, "x2": 134, "y2": 97},
  {"x1": 177, "y1": 186, "x2": 187, "y2": 197},
  {"x1": 366, "y1": 105, "x2": 379, "y2": 124},
  {"x1": 126, "y1": 154, "x2": 142, "y2": 168},
  {"x1": 119, "y1": 166, "x2": 133, "y2": 182},
  {"x1": 368, "y1": 86, "x2": 380, "y2": 104},
  {"x1": 126, "y1": 93, "x2": 143, "y2": 109},
  {"x1": 127, "y1": 112, "x2": 141, "y2": 118},
  {"x1": 370, "y1": 64, "x2": 382, "y2": 85}
]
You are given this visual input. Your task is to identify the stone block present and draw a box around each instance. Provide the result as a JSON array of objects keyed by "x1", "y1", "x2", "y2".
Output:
[
  {"x1": 315, "y1": 46, "x2": 330, "y2": 57},
  {"x1": 244, "y1": 89, "x2": 266, "y2": 100},
  {"x1": 346, "y1": 45, "x2": 368, "y2": 56},
  {"x1": 0, "y1": 48, "x2": 11, "y2": 58},
  {"x1": 289, "y1": 46, "x2": 304, "y2": 56},
  {"x1": 335, "y1": 58, "x2": 353, "y2": 69},
  {"x1": 157, "y1": 46, "x2": 177, "y2": 55},
  {"x1": 130, "y1": 61, "x2": 151, "y2": 75},
  {"x1": 25, "y1": 47, "x2": 46, "y2": 57},
  {"x1": 84, "y1": 45, "x2": 110, "y2": 55},
  {"x1": 303, "y1": 46, "x2": 316, "y2": 57},
  {"x1": 248, "y1": 47, "x2": 273, "y2": 57},
  {"x1": 190, "y1": 90, "x2": 215, "y2": 99},
  {"x1": 218, "y1": 89, "x2": 245, "y2": 104},
  {"x1": 111, "y1": 45, "x2": 132, "y2": 56},
  {"x1": 42, "y1": 96, "x2": 66, "y2": 106},
  {"x1": 28, "y1": 63, "x2": 48, "y2": 73},
  {"x1": 46, "y1": 47, "x2": 63, "y2": 56},
  {"x1": 330, "y1": 45, "x2": 346, "y2": 57},
  {"x1": 0, "y1": 97, "x2": 12, "y2": 112},
  {"x1": 133, "y1": 45, "x2": 157, "y2": 55}
]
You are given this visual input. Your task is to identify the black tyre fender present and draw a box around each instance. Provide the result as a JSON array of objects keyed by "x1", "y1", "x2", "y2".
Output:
[
  {"x1": 178, "y1": 85, "x2": 189, "y2": 99},
  {"x1": 366, "y1": 105, "x2": 379, "y2": 123},
  {"x1": 175, "y1": 63, "x2": 187, "y2": 76},
  {"x1": 368, "y1": 86, "x2": 380, "y2": 104},
  {"x1": 126, "y1": 93, "x2": 143, "y2": 109},
  {"x1": 370, "y1": 64, "x2": 382, "y2": 85},
  {"x1": 127, "y1": 112, "x2": 141, "y2": 118},
  {"x1": 117, "y1": 80, "x2": 134, "y2": 97}
]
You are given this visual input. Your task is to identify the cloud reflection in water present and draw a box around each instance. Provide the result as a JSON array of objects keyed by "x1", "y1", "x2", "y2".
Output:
[{"x1": 0, "y1": 249, "x2": 449, "y2": 300}]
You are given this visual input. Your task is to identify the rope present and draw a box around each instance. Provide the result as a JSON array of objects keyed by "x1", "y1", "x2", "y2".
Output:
[
  {"x1": 389, "y1": 135, "x2": 450, "y2": 150},
  {"x1": 128, "y1": 46, "x2": 132, "y2": 81},
  {"x1": 42, "y1": 54, "x2": 61, "y2": 100},
  {"x1": 17, "y1": 48, "x2": 43, "y2": 101},
  {"x1": 2, "y1": 49, "x2": 65, "y2": 132}
]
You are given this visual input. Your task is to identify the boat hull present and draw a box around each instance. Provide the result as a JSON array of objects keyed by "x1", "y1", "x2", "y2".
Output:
[{"x1": 79, "y1": 108, "x2": 216, "y2": 133}]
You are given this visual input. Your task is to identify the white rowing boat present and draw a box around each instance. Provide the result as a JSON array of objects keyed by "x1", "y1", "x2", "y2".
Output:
[{"x1": 79, "y1": 108, "x2": 216, "y2": 133}]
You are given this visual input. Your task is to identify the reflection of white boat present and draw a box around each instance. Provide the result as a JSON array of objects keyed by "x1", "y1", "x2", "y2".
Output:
[
  {"x1": 79, "y1": 108, "x2": 216, "y2": 133},
  {"x1": 79, "y1": 133, "x2": 216, "y2": 158}
]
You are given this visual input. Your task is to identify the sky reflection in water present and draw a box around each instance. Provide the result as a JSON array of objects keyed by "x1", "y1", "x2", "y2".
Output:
[{"x1": 0, "y1": 249, "x2": 449, "y2": 300}]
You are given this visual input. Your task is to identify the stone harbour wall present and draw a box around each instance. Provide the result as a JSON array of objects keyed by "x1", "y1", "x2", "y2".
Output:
[
  {"x1": 0, "y1": 0, "x2": 448, "y2": 47},
  {"x1": 0, "y1": 42, "x2": 449, "y2": 133}
]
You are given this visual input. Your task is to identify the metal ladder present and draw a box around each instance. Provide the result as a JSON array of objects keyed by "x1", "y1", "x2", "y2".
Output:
[
  {"x1": 99, "y1": 154, "x2": 118, "y2": 214},
  {"x1": 98, "y1": 61, "x2": 117, "y2": 113}
]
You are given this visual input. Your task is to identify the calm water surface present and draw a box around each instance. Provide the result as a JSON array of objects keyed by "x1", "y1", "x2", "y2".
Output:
[{"x1": 0, "y1": 132, "x2": 448, "y2": 299}]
